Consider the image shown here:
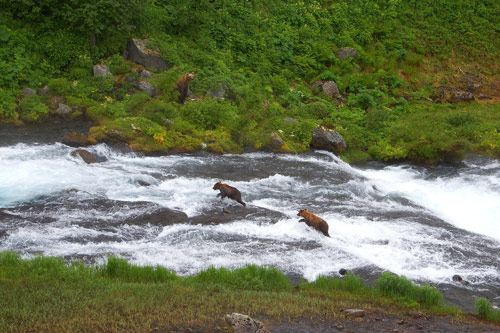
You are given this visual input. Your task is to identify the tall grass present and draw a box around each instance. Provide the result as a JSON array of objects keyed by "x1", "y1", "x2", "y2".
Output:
[
  {"x1": 375, "y1": 272, "x2": 443, "y2": 307},
  {"x1": 188, "y1": 264, "x2": 291, "y2": 291},
  {"x1": 476, "y1": 297, "x2": 500, "y2": 322},
  {"x1": 300, "y1": 273, "x2": 366, "y2": 293}
]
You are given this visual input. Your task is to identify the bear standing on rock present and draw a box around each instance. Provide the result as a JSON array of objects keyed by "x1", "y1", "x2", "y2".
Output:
[
  {"x1": 213, "y1": 181, "x2": 246, "y2": 207},
  {"x1": 297, "y1": 209, "x2": 330, "y2": 237},
  {"x1": 176, "y1": 72, "x2": 195, "y2": 104}
]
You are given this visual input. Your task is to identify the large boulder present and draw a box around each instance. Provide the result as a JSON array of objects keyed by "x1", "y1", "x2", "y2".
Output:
[
  {"x1": 262, "y1": 131, "x2": 286, "y2": 153},
  {"x1": 126, "y1": 39, "x2": 170, "y2": 71},
  {"x1": 310, "y1": 126, "x2": 346, "y2": 154},
  {"x1": 71, "y1": 149, "x2": 97, "y2": 164},
  {"x1": 452, "y1": 91, "x2": 475, "y2": 103},
  {"x1": 207, "y1": 84, "x2": 226, "y2": 100},
  {"x1": 225, "y1": 313, "x2": 270, "y2": 333},
  {"x1": 93, "y1": 64, "x2": 112, "y2": 77}
]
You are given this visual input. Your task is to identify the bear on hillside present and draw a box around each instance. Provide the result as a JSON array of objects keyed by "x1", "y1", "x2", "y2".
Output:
[
  {"x1": 176, "y1": 72, "x2": 195, "y2": 104},
  {"x1": 213, "y1": 181, "x2": 246, "y2": 207},
  {"x1": 297, "y1": 209, "x2": 330, "y2": 237}
]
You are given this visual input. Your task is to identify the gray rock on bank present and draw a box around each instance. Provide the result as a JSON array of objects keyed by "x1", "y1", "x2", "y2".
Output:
[
  {"x1": 126, "y1": 39, "x2": 170, "y2": 71},
  {"x1": 136, "y1": 80, "x2": 156, "y2": 97},
  {"x1": 22, "y1": 87, "x2": 36, "y2": 98},
  {"x1": 337, "y1": 48, "x2": 358, "y2": 60},
  {"x1": 310, "y1": 126, "x2": 346, "y2": 154},
  {"x1": 56, "y1": 103, "x2": 72, "y2": 116},
  {"x1": 225, "y1": 313, "x2": 270, "y2": 333},
  {"x1": 93, "y1": 64, "x2": 112, "y2": 77}
]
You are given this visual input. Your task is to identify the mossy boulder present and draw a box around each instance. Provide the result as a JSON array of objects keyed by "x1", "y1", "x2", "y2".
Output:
[{"x1": 88, "y1": 117, "x2": 202, "y2": 154}]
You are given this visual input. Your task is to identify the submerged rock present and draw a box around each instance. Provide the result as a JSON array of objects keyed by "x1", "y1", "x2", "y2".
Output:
[
  {"x1": 225, "y1": 313, "x2": 270, "y2": 333},
  {"x1": 71, "y1": 149, "x2": 97, "y2": 164}
]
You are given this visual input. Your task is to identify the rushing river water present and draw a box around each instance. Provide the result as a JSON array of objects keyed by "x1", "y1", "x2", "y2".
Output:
[{"x1": 1, "y1": 122, "x2": 500, "y2": 311}]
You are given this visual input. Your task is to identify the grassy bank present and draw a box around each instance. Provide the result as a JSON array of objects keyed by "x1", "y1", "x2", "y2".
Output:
[
  {"x1": 2, "y1": 251, "x2": 495, "y2": 332},
  {"x1": 1, "y1": 1, "x2": 500, "y2": 163}
]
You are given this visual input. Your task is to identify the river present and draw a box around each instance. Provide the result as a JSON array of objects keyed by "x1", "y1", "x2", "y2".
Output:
[{"x1": 1, "y1": 121, "x2": 499, "y2": 311}]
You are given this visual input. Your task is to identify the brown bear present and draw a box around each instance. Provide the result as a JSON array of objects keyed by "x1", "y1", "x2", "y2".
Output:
[
  {"x1": 176, "y1": 72, "x2": 195, "y2": 104},
  {"x1": 297, "y1": 209, "x2": 330, "y2": 237},
  {"x1": 213, "y1": 181, "x2": 246, "y2": 206}
]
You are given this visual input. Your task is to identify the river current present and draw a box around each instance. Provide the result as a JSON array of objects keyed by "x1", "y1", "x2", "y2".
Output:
[{"x1": 1, "y1": 122, "x2": 499, "y2": 311}]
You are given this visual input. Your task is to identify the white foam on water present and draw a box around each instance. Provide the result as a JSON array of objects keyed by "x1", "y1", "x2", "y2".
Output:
[
  {"x1": 361, "y1": 165, "x2": 500, "y2": 242},
  {"x1": 2, "y1": 143, "x2": 500, "y2": 286}
]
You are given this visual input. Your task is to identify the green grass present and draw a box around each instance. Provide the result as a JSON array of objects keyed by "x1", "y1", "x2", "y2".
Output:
[
  {"x1": 476, "y1": 297, "x2": 500, "y2": 322},
  {"x1": 0, "y1": 251, "x2": 474, "y2": 331}
]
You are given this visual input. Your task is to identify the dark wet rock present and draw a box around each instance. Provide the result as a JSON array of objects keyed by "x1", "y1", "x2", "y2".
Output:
[
  {"x1": 190, "y1": 205, "x2": 286, "y2": 225},
  {"x1": 22, "y1": 87, "x2": 36, "y2": 98},
  {"x1": 126, "y1": 39, "x2": 170, "y2": 71},
  {"x1": 262, "y1": 131, "x2": 286, "y2": 153},
  {"x1": 56, "y1": 103, "x2": 72, "y2": 116},
  {"x1": 136, "y1": 80, "x2": 156, "y2": 96},
  {"x1": 62, "y1": 131, "x2": 93, "y2": 147},
  {"x1": 283, "y1": 118, "x2": 297, "y2": 123},
  {"x1": 93, "y1": 64, "x2": 112, "y2": 77},
  {"x1": 225, "y1": 313, "x2": 270, "y2": 333},
  {"x1": 339, "y1": 268, "x2": 347, "y2": 276},
  {"x1": 136, "y1": 180, "x2": 152, "y2": 187},
  {"x1": 122, "y1": 206, "x2": 188, "y2": 226},
  {"x1": 345, "y1": 309, "x2": 366, "y2": 318},
  {"x1": 478, "y1": 94, "x2": 493, "y2": 100},
  {"x1": 71, "y1": 149, "x2": 97, "y2": 164},
  {"x1": 38, "y1": 86, "x2": 50, "y2": 96},
  {"x1": 310, "y1": 126, "x2": 346, "y2": 154},
  {"x1": 452, "y1": 274, "x2": 470, "y2": 286},
  {"x1": 337, "y1": 48, "x2": 358, "y2": 60},
  {"x1": 139, "y1": 69, "x2": 152, "y2": 79}
]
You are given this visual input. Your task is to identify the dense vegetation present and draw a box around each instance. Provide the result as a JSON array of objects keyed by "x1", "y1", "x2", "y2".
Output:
[
  {"x1": 1, "y1": 0, "x2": 500, "y2": 163},
  {"x1": 0, "y1": 251, "x2": 466, "y2": 331}
]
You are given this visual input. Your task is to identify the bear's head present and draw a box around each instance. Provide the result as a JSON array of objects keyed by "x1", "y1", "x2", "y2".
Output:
[
  {"x1": 213, "y1": 181, "x2": 222, "y2": 190},
  {"x1": 186, "y1": 72, "x2": 195, "y2": 81},
  {"x1": 297, "y1": 208, "x2": 308, "y2": 217}
]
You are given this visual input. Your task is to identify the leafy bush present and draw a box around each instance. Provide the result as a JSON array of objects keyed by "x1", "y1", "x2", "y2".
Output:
[
  {"x1": 476, "y1": 297, "x2": 500, "y2": 322},
  {"x1": 18, "y1": 95, "x2": 49, "y2": 122},
  {"x1": 0, "y1": 88, "x2": 18, "y2": 118},
  {"x1": 181, "y1": 98, "x2": 238, "y2": 130}
]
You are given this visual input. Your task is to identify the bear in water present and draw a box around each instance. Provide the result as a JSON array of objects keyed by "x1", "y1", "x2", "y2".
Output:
[
  {"x1": 297, "y1": 209, "x2": 330, "y2": 237},
  {"x1": 213, "y1": 181, "x2": 246, "y2": 207},
  {"x1": 176, "y1": 72, "x2": 195, "y2": 104}
]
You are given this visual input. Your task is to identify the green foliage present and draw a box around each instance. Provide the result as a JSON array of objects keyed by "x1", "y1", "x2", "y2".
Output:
[
  {"x1": 100, "y1": 256, "x2": 177, "y2": 283},
  {"x1": 104, "y1": 54, "x2": 132, "y2": 75},
  {"x1": 18, "y1": 95, "x2": 49, "y2": 122},
  {"x1": 301, "y1": 273, "x2": 365, "y2": 293},
  {"x1": 181, "y1": 98, "x2": 238, "y2": 130},
  {"x1": 375, "y1": 272, "x2": 443, "y2": 307},
  {"x1": 190, "y1": 265, "x2": 291, "y2": 292},
  {"x1": 0, "y1": 88, "x2": 18, "y2": 118},
  {"x1": 476, "y1": 297, "x2": 500, "y2": 322}
]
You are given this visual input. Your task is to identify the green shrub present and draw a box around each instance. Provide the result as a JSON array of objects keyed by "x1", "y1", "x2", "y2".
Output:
[
  {"x1": 18, "y1": 95, "x2": 49, "y2": 122},
  {"x1": 0, "y1": 89, "x2": 18, "y2": 118},
  {"x1": 47, "y1": 78, "x2": 73, "y2": 96},
  {"x1": 181, "y1": 98, "x2": 238, "y2": 130},
  {"x1": 104, "y1": 54, "x2": 132, "y2": 75}
]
